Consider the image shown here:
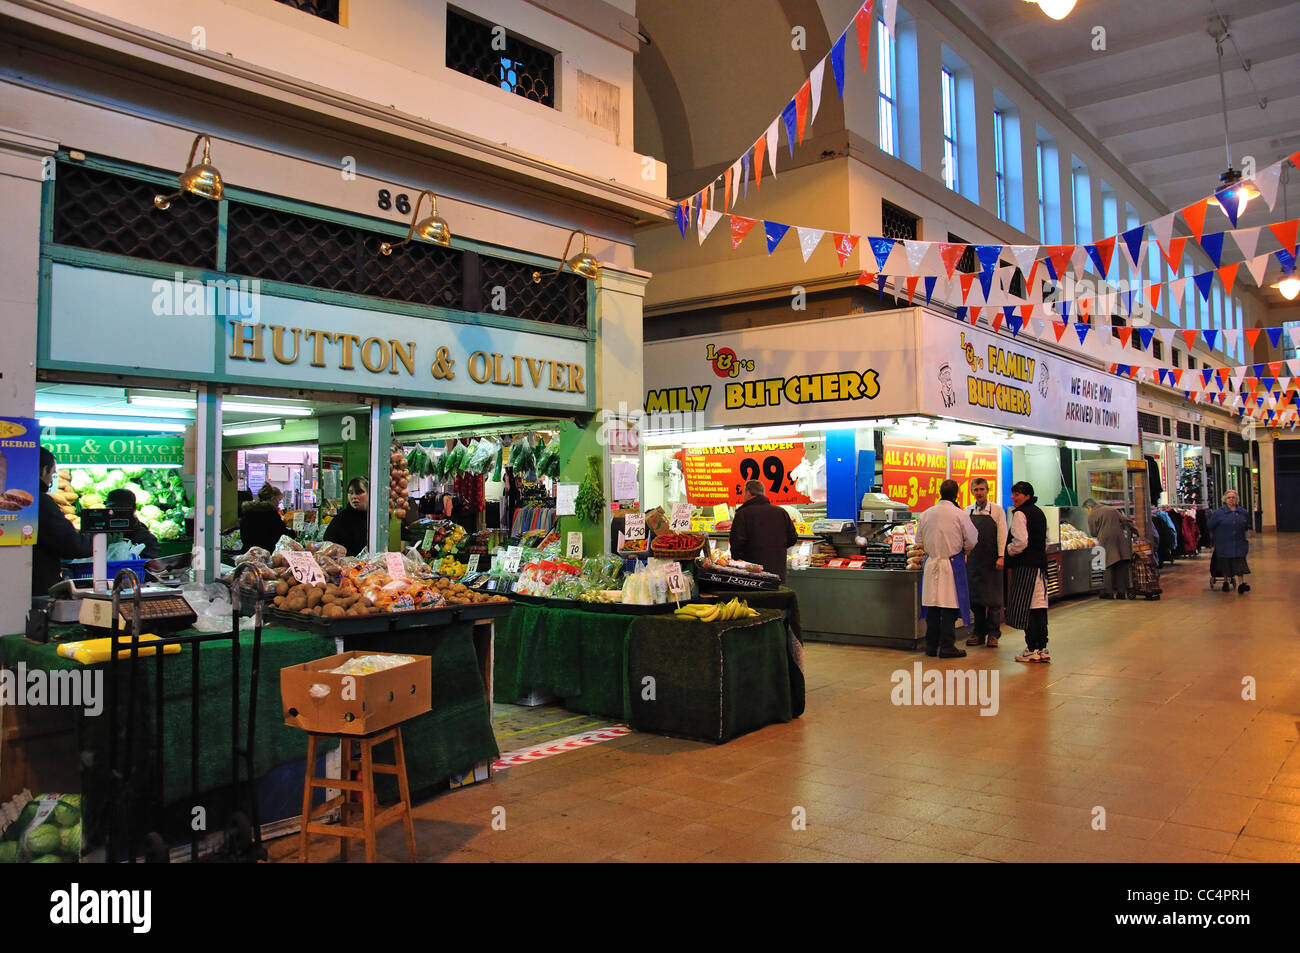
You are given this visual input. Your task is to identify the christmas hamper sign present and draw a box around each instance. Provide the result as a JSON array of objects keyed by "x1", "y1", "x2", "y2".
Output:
[{"x1": 677, "y1": 442, "x2": 811, "y2": 506}]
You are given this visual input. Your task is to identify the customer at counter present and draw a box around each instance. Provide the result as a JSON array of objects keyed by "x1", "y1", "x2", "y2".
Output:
[
  {"x1": 323, "y1": 477, "x2": 369, "y2": 556},
  {"x1": 1085, "y1": 498, "x2": 1132, "y2": 599},
  {"x1": 104, "y1": 488, "x2": 161, "y2": 559},
  {"x1": 917, "y1": 479, "x2": 978, "y2": 658},
  {"x1": 729, "y1": 479, "x2": 797, "y2": 581},
  {"x1": 239, "y1": 483, "x2": 296, "y2": 553},
  {"x1": 32, "y1": 447, "x2": 92, "y2": 595}
]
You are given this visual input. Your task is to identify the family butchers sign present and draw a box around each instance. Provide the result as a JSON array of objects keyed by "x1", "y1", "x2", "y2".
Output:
[{"x1": 918, "y1": 312, "x2": 1137, "y2": 444}]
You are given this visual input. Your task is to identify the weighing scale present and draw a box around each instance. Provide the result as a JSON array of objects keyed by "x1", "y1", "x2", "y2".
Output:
[{"x1": 858, "y1": 492, "x2": 913, "y2": 523}]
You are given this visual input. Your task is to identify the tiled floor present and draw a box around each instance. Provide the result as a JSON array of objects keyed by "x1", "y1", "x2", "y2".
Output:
[{"x1": 274, "y1": 533, "x2": 1300, "y2": 863}]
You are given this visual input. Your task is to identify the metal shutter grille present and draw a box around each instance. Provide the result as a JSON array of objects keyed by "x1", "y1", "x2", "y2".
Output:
[
  {"x1": 1138, "y1": 411, "x2": 1161, "y2": 434},
  {"x1": 1163, "y1": 418, "x2": 1171, "y2": 436},
  {"x1": 446, "y1": 7, "x2": 555, "y2": 107},
  {"x1": 1177, "y1": 420, "x2": 1192, "y2": 440},
  {"x1": 881, "y1": 201, "x2": 919, "y2": 241}
]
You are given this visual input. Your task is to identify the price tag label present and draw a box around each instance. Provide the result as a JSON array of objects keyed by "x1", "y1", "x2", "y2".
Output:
[
  {"x1": 664, "y1": 562, "x2": 687, "y2": 598},
  {"x1": 625, "y1": 513, "x2": 645, "y2": 540},
  {"x1": 284, "y1": 551, "x2": 325, "y2": 587},
  {"x1": 669, "y1": 503, "x2": 692, "y2": 532},
  {"x1": 712, "y1": 503, "x2": 731, "y2": 523},
  {"x1": 567, "y1": 532, "x2": 583, "y2": 558},
  {"x1": 467, "y1": 554, "x2": 481, "y2": 573},
  {"x1": 385, "y1": 552, "x2": 408, "y2": 580},
  {"x1": 501, "y1": 546, "x2": 523, "y2": 573},
  {"x1": 423, "y1": 528, "x2": 437, "y2": 550},
  {"x1": 799, "y1": 541, "x2": 813, "y2": 556},
  {"x1": 891, "y1": 535, "x2": 906, "y2": 554},
  {"x1": 292, "y1": 512, "x2": 305, "y2": 533},
  {"x1": 795, "y1": 521, "x2": 812, "y2": 536}
]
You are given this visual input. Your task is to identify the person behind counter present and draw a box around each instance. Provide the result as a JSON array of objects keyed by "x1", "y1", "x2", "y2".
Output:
[
  {"x1": 1084, "y1": 497, "x2": 1133, "y2": 599},
  {"x1": 239, "y1": 483, "x2": 296, "y2": 553},
  {"x1": 729, "y1": 479, "x2": 797, "y2": 581},
  {"x1": 323, "y1": 477, "x2": 369, "y2": 556},
  {"x1": 103, "y1": 489, "x2": 161, "y2": 559},
  {"x1": 32, "y1": 447, "x2": 92, "y2": 595}
]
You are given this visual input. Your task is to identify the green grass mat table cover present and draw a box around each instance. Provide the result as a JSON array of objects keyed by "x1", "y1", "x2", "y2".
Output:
[{"x1": 694, "y1": 586, "x2": 805, "y2": 718}]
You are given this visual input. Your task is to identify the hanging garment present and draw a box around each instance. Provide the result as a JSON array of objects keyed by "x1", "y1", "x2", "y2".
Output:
[{"x1": 1146, "y1": 455, "x2": 1163, "y2": 501}]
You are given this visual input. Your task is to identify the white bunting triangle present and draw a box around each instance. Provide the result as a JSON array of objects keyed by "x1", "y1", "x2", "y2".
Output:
[
  {"x1": 1150, "y1": 213, "x2": 1176, "y2": 256},
  {"x1": 883, "y1": 0, "x2": 899, "y2": 37},
  {"x1": 1254, "y1": 161, "x2": 1283, "y2": 212},
  {"x1": 1289, "y1": 358, "x2": 1300, "y2": 376},
  {"x1": 1159, "y1": 327, "x2": 1176, "y2": 349},
  {"x1": 1230, "y1": 227, "x2": 1262, "y2": 262},
  {"x1": 1030, "y1": 317, "x2": 1045, "y2": 339},
  {"x1": 1007, "y1": 245, "x2": 1039, "y2": 276},
  {"x1": 904, "y1": 240, "x2": 932, "y2": 275},
  {"x1": 1222, "y1": 328, "x2": 1240, "y2": 351},
  {"x1": 796, "y1": 227, "x2": 825, "y2": 263},
  {"x1": 809, "y1": 59, "x2": 825, "y2": 127},
  {"x1": 765, "y1": 120, "x2": 779, "y2": 178},
  {"x1": 697, "y1": 208, "x2": 723, "y2": 245},
  {"x1": 1169, "y1": 276, "x2": 1187, "y2": 303},
  {"x1": 1070, "y1": 244, "x2": 1089, "y2": 280},
  {"x1": 729, "y1": 160, "x2": 742, "y2": 208},
  {"x1": 1279, "y1": 376, "x2": 1292, "y2": 393},
  {"x1": 1245, "y1": 253, "x2": 1271, "y2": 287},
  {"x1": 1290, "y1": 327, "x2": 1300, "y2": 349}
]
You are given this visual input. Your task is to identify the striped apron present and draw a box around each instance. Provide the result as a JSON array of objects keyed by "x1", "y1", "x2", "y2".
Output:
[{"x1": 1004, "y1": 566, "x2": 1042, "y2": 631}]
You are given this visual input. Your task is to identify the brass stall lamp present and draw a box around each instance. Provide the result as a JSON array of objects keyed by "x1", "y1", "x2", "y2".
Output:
[
  {"x1": 532, "y1": 229, "x2": 601, "y2": 283},
  {"x1": 154, "y1": 134, "x2": 224, "y2": 210},
  {"x1": 380, "y1": 190, "x2": 451, "y2": 255}
]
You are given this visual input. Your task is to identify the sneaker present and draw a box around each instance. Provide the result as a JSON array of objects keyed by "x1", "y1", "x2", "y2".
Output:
[
  {"x1": 1036, "y1": 648, "x2": 1051, "y2": 663},
  {"x1": 1015, "y1": 649, "x2": 1040, "y2": 663},
  {"x1": 985, "y1": 634, "x2": 999, "y2": 648}
]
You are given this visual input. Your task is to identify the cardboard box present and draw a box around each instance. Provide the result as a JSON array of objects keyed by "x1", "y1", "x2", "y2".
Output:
[{"x1": 280, "y1": 651, "x2": 431, "y2": 735}]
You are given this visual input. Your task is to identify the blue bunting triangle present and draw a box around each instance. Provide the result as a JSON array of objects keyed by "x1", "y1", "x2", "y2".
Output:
[
  {"x1": 975, "y1": 244, "x2": 1003, "y2": 274},
  {"x1": 1193, "y1": 270, "x2": 1215, "y2": 302},
  {"x1": 956, "y1": 306, "x2": 968, "y2": 322},
  {"x1": 1008, "y1": 313, "x2": 1023, "y2": 337},
  {"x1": 923, "y1": 276, "x2": 938, "y2": 305},
  {"x1": 1214, "y1": 187, "x2": 1243, "y2": 227},
  {"x1": 781, "y1": 100, "x2": 798, "y2": 159},
  {"x1": 675, "y1": 203, "x2": 688, "y2": 238},
  {"x1": 1199, "y1": 231, "x2": 1226, "y2": 268},
  {"x1": 1257, "y1": 395, "x2": 1266, "y2": 407},
  {"x1": 1085, "y1": 244, "x2": 1108, "y2": 276},
  {"x1": 1139, "y1": 328, "x2": 1154, "y2": 349},
  {"x1": 869, "y1": 237, "x2": 896, "y2": 271},
  {"x1": 831, "y1": 32, "x2": 847, "y2": 98},
  {"x1": 1121, "y1": 225, "x2": 1145, "y2": 266},
  {"x1": 1043, "y1": 258, "x2": 1059, "y2": 282},
  {"x1": 978, "y1": 270, "x2": 994, "y2": 301},
  {"x1": 1059, "y1": 300, "x2": 1071, "y2": 322},
  {"x1": 1075, "y1": 323, "x2": 1090, "y2": 345},
  {"x1": 1278, "y1": 248, "x2": 1297, "y2": 273},
  {"x1": 1267, "y1": 327, "x2": 1284, "y2": 348},
  {"x1": 1262, "y1": 377, "x2": 1275, "y2": 392},
  {"x1": 1253, "y1": 363, "x2": 1265, "y2": 376},
  {"x1": 1202, "y1": 368, "x2": 1214, "y2": 387},
  {"x1": 1124, "y1": 290, "x2": 1136, "y2": 316},
  {"x1": 741, "y1": 152, "x2": 750, "y2": 200},
  {"x1": 1202, "y1": 328, "x2": 1219, "y2": 350},
  {"x1": 764, "y1": 220, "x2": 791, "y2": 254}
]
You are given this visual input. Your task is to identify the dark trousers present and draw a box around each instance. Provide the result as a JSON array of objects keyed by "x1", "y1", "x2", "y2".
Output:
[
  {"x1": 1025, "y1": 608, "x2": 1049, "y2": 650},
  {"x1": 925, "y1": 607, "x2": 958, "y2": 652},
  {"x1": 971, "y1": 604, "x2": 1001, "y2": 638},
  {"x1": 1103, "y1": 561, "x2": 1130, "y2": 596}
]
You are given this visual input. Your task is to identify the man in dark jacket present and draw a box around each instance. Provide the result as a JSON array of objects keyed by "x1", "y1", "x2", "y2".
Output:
[
  {"x1": 32, "y1": 448, "x2": 92, "y2": 596},
  {"x1": 729, "y1": 480, "x2": 797, "y2": 581},
  {"x1": 104, "y1": 488, "x2": 162, "y2": 559}
]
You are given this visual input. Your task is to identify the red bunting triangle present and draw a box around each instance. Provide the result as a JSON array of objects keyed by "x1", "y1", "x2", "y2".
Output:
[
  {"x1": 1181, "y1": 199, "x2": 1210, "y2": 242},
  {"x1": 1160, "y1": 236, "x2": 1188, "y2": 270},
  {"x1": 1246, "y1": 377, "x2": 1259, "y2": 393},
  {"x1": 856, "y1": 271, "x2": 876, "y2": 285},
  {"x1": 1109, "y1": 364, "x2": 1118, "y2": 374},
  {"x1": 1027, "y1": 260, "x2": 1041, "y2": 290},
  {"x1": 1243, "y1": 328, "x2": 1261, "y2": 350},
  {"x1": 1148, "y1": 284, "x2": 1162, "y2": 311},
  {"x1": 1181, "y1": 329, "x2": 1199, "y2": 350},
  {"x1": 1128, "y1": 366, "x2": 1139, "y2": 379},
  {"x1": 1091, "y1": 236, "x2": 1116, "y2": 275},
  {"x1": 854, "y1": 0, "x2": 875, "y2": 72},
  {"x1": 905, "y1": 276, "x2": 920, "y2": 304},
  {"x1": 1217, "y1": 263, "x2": 1239, "y2": 296},
  {"x1": 723, "y1": 166, "x2": 733, "y2": 213},
  {"x1": 958, "y1": 273, "x2": 977, "y2": 302},
  {"x1": 1269, "y1": 220, "x2": 1299, "y2": 259},
  {"x1": 795, "y1": 80, "x2": 811, "y2": 145},
  {"x1": 969, "y1": 306, "x2": 983, "y2": 325},
  {"x1": 1269, "y1": 361, "x2": 1283, "y2": 377},
  {"x1": 700, "y1": 186, "x2": 708, "y2": 218},
  {"x1": 1116, "y1": 327, "x2": 1133, "y2": 348},
  {"x1": 753, "y1": 135, "x2": 767, "y2": 190},
  {"x1": 1021, "y1": 305, "x2": 1035, "y2": 323},
  {"x1": 1052, "y1": 322, "x2": 1068, "y2": 342},
  {"x1": 1044, "y1": 245, "x2": 1075, "y2": 281},
  {"x1": 1079, "y1": 298, "x2": 1091, "y2": 321},
  {"x1": 1217, "y1": 367, "x2": 1231, "y2": 384},
  {"x1": 1291, "y1": 150, "x2": 1300, "y2": 172},
  {"x1": 938, "y1": 243, "x2": 966, "y2": 278},
  {"x1": 1171, "y1": 368, "x2": 1184, "y2": 386},
  {"x1": 833, "y1": 233, "x2": 860, "y2": 267},
  {"x1": 992, "y1": 312, "x2": 1003, "y2": 334},
  {"x1": 729, "y1": 215, "x2": 758, "y2": 249}
]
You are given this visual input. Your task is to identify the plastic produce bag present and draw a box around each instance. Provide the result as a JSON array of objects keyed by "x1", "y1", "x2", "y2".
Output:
[
  {"x1": 105, "y1": 540, "x2": 145, "y2": 561},
  {"x1": 0, "y1": 792, "x2": 82, "y2": 863}
]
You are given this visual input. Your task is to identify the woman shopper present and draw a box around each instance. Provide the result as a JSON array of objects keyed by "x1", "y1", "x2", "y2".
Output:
[
  {"x1": 1005, "y1": 481, "x2": 1051, "y2": 663},
  {"x1": 239, "y1": 483, "x2": 296, "y2": 553},
  {"x1": 323, "y1": 477, "x2": 369, "y2": 556},
  {"x1": 1208, "y1": 489, "x2": 1251, "y2": 594},
  {"x1": 1085, "y1": 498, "x2": 1133, "y2": 599}
]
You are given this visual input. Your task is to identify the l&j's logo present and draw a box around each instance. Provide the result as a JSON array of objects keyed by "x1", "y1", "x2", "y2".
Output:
[{"x1": 705, "y1": 343, "x2": 755, "y2": 379}]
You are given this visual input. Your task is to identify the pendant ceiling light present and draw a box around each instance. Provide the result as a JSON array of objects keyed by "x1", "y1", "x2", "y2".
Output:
[
  {"x1": 379, "y1": 190, "x2": 451, "y2": 254},
  {"x1": 153, "y1": 134, "x2": 223, "y2": 210},
  {"x1": 1208, "y1": 18, "x2": 1261, "y2": 218},
  {"x1": 1022, "y1": 0, "x2": 1077, "y2": 20},
  {"x1": 532, "y1": 229, "x2": 601, "y2": 283}
]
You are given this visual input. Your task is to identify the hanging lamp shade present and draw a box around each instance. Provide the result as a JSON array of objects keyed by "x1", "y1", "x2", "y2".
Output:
[
  {"x1": 532, "y1": 229, "x2": 601, "y2": 283},
  {"x1": 154, "y1": 134, "x2": 223, "y2": 210},
  {"x1": 380, "y1": 191, "x2": 451, "y2": 255}
]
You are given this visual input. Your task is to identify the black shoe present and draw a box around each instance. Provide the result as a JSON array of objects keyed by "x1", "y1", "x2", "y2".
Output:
[
  {"x1": 937, "y1": 647, "x2": 968, "y2": 658},
  {"x1": 1221, "y1": 580, "x2": 1231, "y2": 592},
  {"x1": 1238, "y1": 582, "x2": 1249, "y2": 594},
  {"x1": 925, "y1": 648, "x2": 938, "y2": 657},
  {"x1": 1098, "y1": 592, "x2": 1113, "y2": 599}
]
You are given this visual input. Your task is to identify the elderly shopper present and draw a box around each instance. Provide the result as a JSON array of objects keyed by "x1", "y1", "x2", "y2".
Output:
[
  {"x1": 917, "y1": 479, "x2": 979, "y2": 658},
  {"x1": 1085, "y1": 498, "x2": 1133, "y2": 599},
  {"x1": 1208, "y1": 489, "x2": 1251, "y2": 594}
]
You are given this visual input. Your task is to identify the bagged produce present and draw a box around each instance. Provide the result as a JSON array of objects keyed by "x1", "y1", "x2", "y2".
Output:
[{"x1": 0, "y1": 792, "x2": 82, "y2": 862}]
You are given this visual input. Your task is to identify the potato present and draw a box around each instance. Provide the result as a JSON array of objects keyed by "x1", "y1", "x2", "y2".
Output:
[
  {"x1": 275, "y1": 581, "x2": 289, "y2": 597},
  {"x1": 306, "y1": 588, "x2": 324, "y2": 609}
]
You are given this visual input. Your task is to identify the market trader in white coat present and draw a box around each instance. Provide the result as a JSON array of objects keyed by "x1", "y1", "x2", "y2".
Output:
[{"x1": 917, "y1": 479, "x2": 979, "y2": 658}]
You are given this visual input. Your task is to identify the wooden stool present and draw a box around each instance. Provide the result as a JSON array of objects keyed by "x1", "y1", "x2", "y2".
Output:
[{"x1": 299, "y1": 726, "x2": 416, "y2": 863}]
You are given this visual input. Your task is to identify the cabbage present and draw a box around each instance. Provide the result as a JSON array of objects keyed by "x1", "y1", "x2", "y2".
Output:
[
  {"x1": 24, "y1": 823, "x2": 60, "y2": 856},
  {"x1": 138, "y1": 504, "x2": 163, "y2": 522},
  {"x1": 78, "y1": 493, "x2": 104, "y2": 509},
  {"x1": 106, "y1": 469, "x2": 126, "y2": 488},
  {"x1": 59, "y1": 823, "x2": 81, "y2": 856},
  {"x1": 122, "y1": 482, "x2": 152, "y2": 506},
  {"x1": 0, "y1": 841, "x2": 16, "y2": 863},
  {"x1": 69, "y1": 470, "x2": 95, "y2": 492},
  {"x1": 156, "y1": 519, "x2": 182, "y2": 540}
]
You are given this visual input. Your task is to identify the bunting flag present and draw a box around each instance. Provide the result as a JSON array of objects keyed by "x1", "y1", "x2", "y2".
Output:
[
  {"x1": 1199, "y1": 231, "x2": 1226, "y2": 268},
  {"x1": 797, "y1": 227, "x2": 825, "y2": 262},
  {"x1": 1044, "y1": 245, "x2": 1075, "y2": 283},
  {"x1": 905, "y1": 240, "x2": 933, "y2": 274},
  {"x1": 1280, "y1": 248, "x2": 1297, "y2": 275},
  {"x1": 955, "y1": 306, "x2": 968, "y2": 323},
  {"x1": 809, "y1": 60, "x2": 825, "y2": 127},
  {"x1": 977, "y1": 270, "x2": 995, "y2": 302},
  {"x1": 1214, "y1": 186, "x2": 1243, "y2": 227},
  {"x1": 729, "y1": 215, "x2": 758, "y2": 249},
  {"x1": 958, "y1": 272, "x2": 977, "y2": 302},
  {"x1": 1181, "y1": 329, "x2": 1199, "y2": 350},
  {"x1": 1052, "y1": 321, "x2": 1068, "y2": 342},
  {"x1": 1182, "y1": 198, "x2": 1210, "y2": 242},
  {"x1": 905, "y1": 275, "x2": 919, "y2": 303},
  {"x1": 1120, "y1": 226, "x2": 1146, "y2": 270},
  {"x1": 794, "y1": 80, "x2": 811, "y2": 145},
  {"x1": 1271, "y1": 220, "x2": 1299, "y2": 260},
  {"x1": 969, "y1": 305, "x2": 983, "y2": 325},
  {"x1": 1243, "y1": 328, "x2": 1262, "y2": 350},
  {"x1": 753, "y1": 133, "x2": 767, "y2": 190},
  {"x1": 1255, "y1": 161, "x2": 1284, "y2": 211},
  {"x1": 1193, "y1": 270, "x2": 1216, "y2": 302},
  {"x1": 1008, "y1": 245, "x2": 1039, "y2": 276},
  {"x1": 1244, "y1": 253, "x2": 1271, "y2": 288},
  {"x1": 780, "y1": 100, "x2": 798, "y2": 158},
  {"x1": 882, "y1": 0, "x2": 898, "y2": 36},
  {"x1": 1086, "y1": 237, "x2": 1116, "y2": 277},
  {"x1": 833, "y1": 232, "x2": 859, "y2": 267},
  {"x1": 675, "y1": 202, "x2": 688, "y2": 238},
  {"x1": 698, "y1": 208, "x2": 723, "y2": 245},
  {"x1": 1269, "y1": 328, "x2": 1286, "y2": 349},
  {"x1": 831, "y1": 32, "x2": 847, "y2": 98},
  {"x1": 854, "y1": 0, "x2": 875, "y2": 71},
  {"x1": 1217, "y1": 263, "x2": 1239, "y2": 296},
  {"x1": 1202, "y1": 329, "x2": 1220, "y2": 351},
  {"x1": 1149, "y1": 212, "x2": 1176, "y2": 256},
  {"x1": 1074, "y1": 323, "x2": 1090, "y2": 345},
  {"x1": 938, "y1": 243, "x2": 965, "y2": 278},
  {"x1": 723, "y1": 165, "x2": 732, "y2": 212},
  {"x1": 764, "y1": 220, "x2": 791, "y2": 254},
  {"x1": 1230, "y1": 227, "x2": 1261, "y2": 262},
  {"x1": 856, "y1": 270, "x2": 876, "y2": 285},
  {"x1": 975, "y1": 244, "x2": 1003, "y2": 274},
  {"x1": 1116, "y1": 327, "x2": 1133, "y2": 348},
  {"x1": 992, "y1": 311, "x2": 1004, "y2": 334},
  {"x1": 1139, "y1": 327, "x2": 1155, "y2": 350},
  {"x1": 1147, "y1": 284, "x2": 1162, "y2": 312},
  {"x1": 869, "y1": 236, "x2": 896, "y2": 271}
]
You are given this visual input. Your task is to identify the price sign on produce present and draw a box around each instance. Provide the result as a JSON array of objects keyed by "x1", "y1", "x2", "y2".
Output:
[
  {"x1": 664, "y1": 562, "x2": 687, "y2": 599},
  {"x1": 566, "y1": 532, "x2": 583, "y2": 558},
  {"x1": 284, "y1": 551, "x2": 325, "y2": 587},
  {"x1": 891, "y1": 534, "x2": 906, "y2": 554},
  {"x1": 467, "y1": 554, "x2": 481, "y2": 573},
  {"x1": 501, "y1": 546, "x2": 523, "y2": 573},
  {"x1": 669, "y1": 503, "x2": 692, "y2": 532},
  {"x1": 624, "y1": 513, "x2": 645, "y2": 540},
  {"x1": 385, "y1": 552, "x2": 408, "y2": 581},
  {"x1": 292, "y1": 512, "x2": 304, "y2": 533},
  {"x1": 422, "y1": 528, "x2": 437, "y2": 550}
]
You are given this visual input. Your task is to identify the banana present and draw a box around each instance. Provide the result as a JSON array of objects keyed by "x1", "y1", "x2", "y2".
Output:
[{"x1": 700, "y1": 606, "x2": 719, "y2": 622}]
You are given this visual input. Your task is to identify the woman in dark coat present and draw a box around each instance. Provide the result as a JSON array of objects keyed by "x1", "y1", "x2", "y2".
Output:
[
  {"x1": 239, "y1": 483, "x2": 295, "y2": 553},
  {"x1": 323, "y1": 477, "x2": 369, "y2": 556},
  {"x1": 1208, "y1": 489, "x2": 1251, "y2": 594}
]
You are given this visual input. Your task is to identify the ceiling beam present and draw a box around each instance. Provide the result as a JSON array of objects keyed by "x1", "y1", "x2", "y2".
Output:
[
  {"x1": 1119, "y1": 118, "x2": 1297, "y2": 166},
  {"x1": 1094, "y1": 86, "x2": 1293, "y2": 140},
  {"x1": 1064, "y1": 40, "x2": 1297, "y2": 110}
]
